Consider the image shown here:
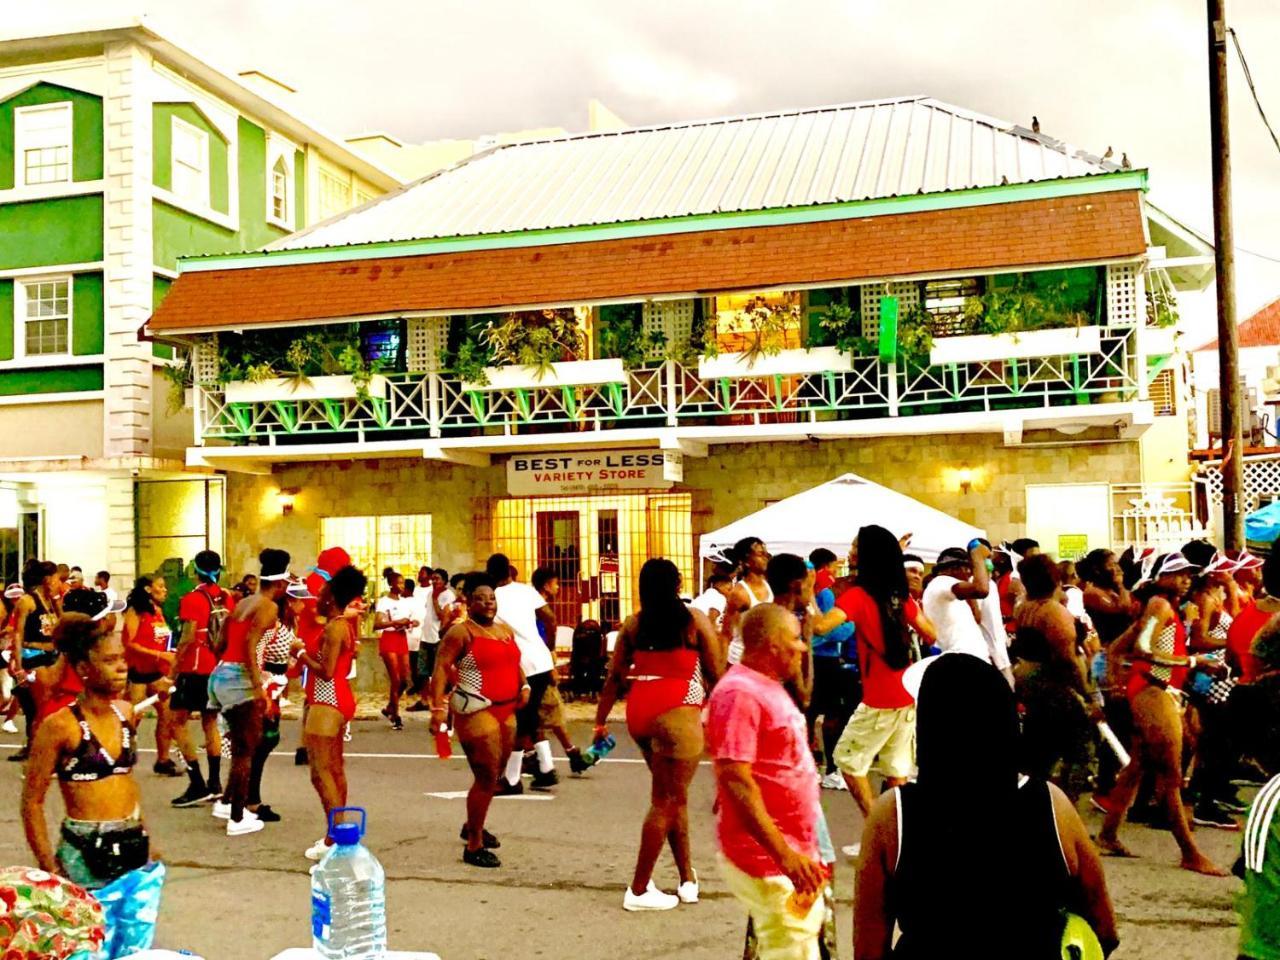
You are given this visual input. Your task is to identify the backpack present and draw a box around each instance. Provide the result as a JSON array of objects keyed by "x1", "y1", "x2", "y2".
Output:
[{"x1": 202, "y1": 586, "x2": 231, "y2": 656}]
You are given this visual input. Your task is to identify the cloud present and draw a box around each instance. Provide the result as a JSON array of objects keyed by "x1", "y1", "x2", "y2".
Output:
[{"x1": 596, "y1": 47, "x2": 738, "y2": 114}]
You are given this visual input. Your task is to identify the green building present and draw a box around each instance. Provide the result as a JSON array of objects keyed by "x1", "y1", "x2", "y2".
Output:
[{"x1": 0, "y1": 17, "x2": 400, "y2": 587}]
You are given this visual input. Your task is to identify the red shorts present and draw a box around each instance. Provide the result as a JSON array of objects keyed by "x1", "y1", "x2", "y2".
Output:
[
  {"x1": 626, "y1": 678, "x2": 696, "y2": 741},
  {"x1": 378, "y1": 631, "x2": 408, "y2": 656}
]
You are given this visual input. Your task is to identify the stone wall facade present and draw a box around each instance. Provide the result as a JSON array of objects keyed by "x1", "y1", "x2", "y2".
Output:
[{"x1": 223, "y1": 433, "x2": 1144, "y2": 579}]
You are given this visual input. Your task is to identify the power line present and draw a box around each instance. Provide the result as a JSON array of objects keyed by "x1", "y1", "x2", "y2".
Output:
[{"x1": 1228, "y1": 27, "x2": 1280, "y2": 159}]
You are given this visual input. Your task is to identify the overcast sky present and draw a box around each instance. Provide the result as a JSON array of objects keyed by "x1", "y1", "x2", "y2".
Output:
[{"x1": 15, "y1": 0, "x2": 1280, "y2": 339}]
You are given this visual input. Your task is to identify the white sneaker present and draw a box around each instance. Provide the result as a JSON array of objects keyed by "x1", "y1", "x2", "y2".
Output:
[
  {"x1": 677, "y1": 870, "x2": 699, "y2": 904},
  {"x1": 304, "y1": 838, "x2": 332, "y2": 861},
  {"x1": 211, "y1": 800, "x2": 231, "y2": 820},
  {"x1": 623, "y1": 881, "x2": 679, "y2": 912},
  {"x1": 226, "y1": 812, "x2": 264, "y2": 836},
  {"x1": 820, "y1": 772, "x2": 847, "y2": 791},
  {"x1": 841, "y1": 842, "x2": 862, "y2": 861},
  {"x1": 2, "y1": 719, "x2": 17, "y2": 734}
]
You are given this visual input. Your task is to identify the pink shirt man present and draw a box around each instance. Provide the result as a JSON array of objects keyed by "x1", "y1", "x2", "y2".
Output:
[{"x1": 707, "y1": 663, "x2": 820, "y2": 876}]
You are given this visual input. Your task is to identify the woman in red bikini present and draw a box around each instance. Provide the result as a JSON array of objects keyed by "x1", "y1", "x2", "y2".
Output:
[
  {"x1": 121, "y1": 576, "x2": 178, "y2": 776},
  {"x1": 1097, "y1": 551, "x2": 1228, "y2": 876},
  {"x1": 295, "y1": 564, "x2": 367, "y2": 862},
  {"x1": 431, "y1": 572, "x2": 526, "y2": 869},
  {"x1": 595, "y1": 558, "x2": 722, "y2": 911}
]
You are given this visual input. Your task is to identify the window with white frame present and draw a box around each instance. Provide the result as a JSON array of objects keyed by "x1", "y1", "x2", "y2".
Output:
[
  {"x1": 18, "y1": 277, "x2": 71, "y2": 357},
  {"x1": 270, "y1": 157, "x2": 289, "y2": 222},
  {"x1": 15, "y1": 103, "x2": 72, "y2": 186},
  {"x1": 171, "y1": 117, "x2": 209, "y2": 207}
]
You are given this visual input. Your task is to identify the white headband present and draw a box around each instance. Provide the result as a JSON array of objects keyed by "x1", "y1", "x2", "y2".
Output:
[{"x1": 260, "y1": 571, "x2": 292, "y2": 582}]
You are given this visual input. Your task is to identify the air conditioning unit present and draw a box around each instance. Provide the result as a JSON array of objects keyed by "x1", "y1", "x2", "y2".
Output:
[{"x1": 1207, "y1": 379, "x2": 1260, "y2": 440}]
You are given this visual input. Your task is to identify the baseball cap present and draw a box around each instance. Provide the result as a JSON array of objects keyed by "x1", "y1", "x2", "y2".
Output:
[
  {"x1": 62, "y1": 588, "x2": 126, "y2": 622},
  {"x1": 935, "y1": 547, "x2": 971, "y2": 569}
]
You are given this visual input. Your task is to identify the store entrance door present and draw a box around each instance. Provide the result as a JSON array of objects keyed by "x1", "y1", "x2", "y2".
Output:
[{"x1": 536, "y1": 510, "x2": 582, "y2": 628}]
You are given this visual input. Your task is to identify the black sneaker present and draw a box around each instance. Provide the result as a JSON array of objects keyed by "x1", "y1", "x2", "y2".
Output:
[
  {"x1": 1192, "y1": 803, "x2": 1241, "y2": 831},
  {"x1": 252, "y1": 805, "x2": 282, "y2": 823},
  {"x1": 531, "y1": 768, "x2": 559, "y2": 791},
  {"x1": 463, "y1": 846, "x2": 501, "y2": 868},
  {"x1": 1231, "y1": 760, "x2": 1271, "y2": 786},
  {"x1": 294, "y1": 747, "x2": 308, "y2": 766},
  {"x1": 1215, "y1": 793, "x2": 1248, "y2": 814},
  {"x1": 568, "y1": 748, "x2": 589, "y2": 776},
  {"x1": 205, "y1": 783, "x2": 223, "y2": 803},
  {"x1": 405, "y1": 701, "x2": 430, "y2": 713},
  {"x1": 7, "y1": 747, "x2": 28, "y2": 762},
  {"x1": 460, "y1": 824, "x2": 500, "y2": 849},
  {"x1": 390, "y1": 717, "x2": 404, "y2": 731},
  {"x1": 172, "y1": 784, "x2": 210, "y2": 808},
  {"x1": 153, "y1": 760, "x2": 181, "y2": 777},
  {"x1": 495, "y1": 778, "x2": 524, "y2": 796}
]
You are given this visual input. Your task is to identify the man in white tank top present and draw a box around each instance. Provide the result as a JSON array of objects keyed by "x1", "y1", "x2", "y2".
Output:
[{"x1": 720, "y1": 538, "x2": 773, "y2": 665}]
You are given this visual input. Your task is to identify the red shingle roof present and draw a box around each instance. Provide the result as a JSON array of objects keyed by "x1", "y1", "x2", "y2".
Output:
[
  {"x1": 149, "y1": 190, "x2": 1146, "y2": 334},
  {"x1": 1200, "y1": 297, "x2": 1280, "y2": 351}
]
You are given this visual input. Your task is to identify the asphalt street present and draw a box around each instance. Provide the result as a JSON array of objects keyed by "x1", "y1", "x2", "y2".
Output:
[{"x1": 0, "y1": 717, "x2": 1248, "y2": 960}]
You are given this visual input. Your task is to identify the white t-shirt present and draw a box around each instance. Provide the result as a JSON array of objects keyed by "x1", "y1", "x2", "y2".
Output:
[
  {"x1": 496, "y1": 581, "x2": 554, "y2": 677},
  {"x1": 689, "y1": 587, "x2": 728, "y2": 620},
  {"x1": 403, "y1": 592, "x2": 428, "y2": 651},
  {"x1": 976, "y1": 587, "x2": 1013, "y2": 672},
  {"x1": 375, "y1": 595, "x2": 418, "y2": 650},
  {"x1": 421, "y1": 588, "x2": 456, "y2": 646},
  {"x1": 922, "y1": 575, "x2": 991, "y2": 661}
]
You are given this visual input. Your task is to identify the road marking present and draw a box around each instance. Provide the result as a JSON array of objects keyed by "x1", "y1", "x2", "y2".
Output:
[{"x1": 425, "y1": 790, "x2": 553, "y2": 801}]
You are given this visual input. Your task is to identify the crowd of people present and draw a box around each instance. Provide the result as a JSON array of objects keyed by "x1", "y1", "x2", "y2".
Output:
[{"x1": 4, "y1": 524, "x2": 1280, "y2": 959}]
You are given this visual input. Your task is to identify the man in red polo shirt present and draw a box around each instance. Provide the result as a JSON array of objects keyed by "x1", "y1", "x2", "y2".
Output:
[{"x1": 169, "y1": 550, "x2": 233, "y2": 808}]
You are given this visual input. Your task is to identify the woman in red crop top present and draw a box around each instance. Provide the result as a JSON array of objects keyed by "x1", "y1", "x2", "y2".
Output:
[
  {"x1": 294, "y1": 564, "x2": 368, "y2": 862},
  {"x1": 208, "y1": 548, "x2": 291, "y2": 838},
  {"x1": 1097, "y1": 552, "x2": 1227, "y2": 876},
  {"x1": 432, "y1": 572, "x2": 527, "y2": 869},
  {"x1": 121, "y1": 576, "x2": 177, "y2": 777}
]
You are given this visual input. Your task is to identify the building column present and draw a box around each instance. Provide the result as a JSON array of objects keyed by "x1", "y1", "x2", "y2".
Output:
[{"x1": 102, "y1": 40, "x2": 155, "y2": 460}]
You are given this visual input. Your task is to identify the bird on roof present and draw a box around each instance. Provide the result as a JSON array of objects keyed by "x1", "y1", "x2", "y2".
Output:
[
  {"x1": 1031, "y1": 116, "x2": 1040, "y2": 133},
  {"x1": 1000, "y1": 175, "x2": 1009, "y2": 185},
  {"x1": 1103, "y1": 146, "x2": 1114, "y2": 160},
  {"x1": 1121, "y1": 152, "x2": 1131, "y2": 169}
]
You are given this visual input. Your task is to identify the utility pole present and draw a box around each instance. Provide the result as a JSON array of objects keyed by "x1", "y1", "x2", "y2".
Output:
[{"x1": 1209, "y1": 0, "x2": 1244, "y2": 549}]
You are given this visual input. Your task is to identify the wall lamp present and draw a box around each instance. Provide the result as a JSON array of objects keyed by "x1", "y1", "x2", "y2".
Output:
[
  {"x1": 277, "y1": 487, "x2": 300, "y2": 515},
  {"x1": 956, "y1": 466, "x2": 975, "y2": 495}
]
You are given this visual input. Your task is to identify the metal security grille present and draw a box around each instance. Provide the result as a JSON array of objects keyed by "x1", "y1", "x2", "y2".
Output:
[
  {"x1": 490, "y1": 493, "x2": 693, "y2": 630},
  {"x1": 319, "y1": 514, "x2": 432, "y2": 587}
]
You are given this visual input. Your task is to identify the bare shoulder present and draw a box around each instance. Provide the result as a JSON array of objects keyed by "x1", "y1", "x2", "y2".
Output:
[
  {"x1": 688, "y1": 607, "x2": 713, "y2": 631},
  {"x1": 1045, "y1": 780, "x2": 1085, "y2": 873},
  {"x1": 1144, "y1": 595, "x2": 1173, "y2": 619}
]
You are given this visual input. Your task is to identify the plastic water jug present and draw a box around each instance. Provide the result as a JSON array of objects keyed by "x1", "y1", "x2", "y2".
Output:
[{"x1": 311, "y1": 807, "x2": 387, "y2": 959}]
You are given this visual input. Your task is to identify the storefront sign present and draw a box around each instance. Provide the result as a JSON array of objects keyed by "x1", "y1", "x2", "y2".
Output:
[
  {"x1": 507, "y1": 450, "x2": 673, "y2": 496},
  {"x1": 663, "y1": 451, "x2": 684, "y2": 483}
]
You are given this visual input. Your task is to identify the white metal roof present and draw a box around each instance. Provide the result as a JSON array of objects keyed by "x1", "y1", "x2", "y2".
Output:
[{"x1": 273, "y1": 95, "x2": 1125, "y2": 251}]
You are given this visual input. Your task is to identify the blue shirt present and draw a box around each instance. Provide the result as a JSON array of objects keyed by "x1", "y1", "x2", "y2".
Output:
[{"x1": 812, "y1": 587, "x2": 854, "y2": 659}]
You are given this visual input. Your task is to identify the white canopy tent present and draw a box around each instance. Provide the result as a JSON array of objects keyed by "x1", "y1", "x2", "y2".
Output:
[{"x1": 699, "y1": 473, "x2": 986, "y2": 570}]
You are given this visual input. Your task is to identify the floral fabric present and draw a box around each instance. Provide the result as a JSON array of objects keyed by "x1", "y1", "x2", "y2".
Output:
[{"x1": 0, "y1": 866, "x2": 105, "y2": 959}]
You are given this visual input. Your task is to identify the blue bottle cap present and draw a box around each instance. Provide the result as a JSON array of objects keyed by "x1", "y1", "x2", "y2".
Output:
[{"x1": 331, "y1": 821, "x2": 361, "y2": 846}]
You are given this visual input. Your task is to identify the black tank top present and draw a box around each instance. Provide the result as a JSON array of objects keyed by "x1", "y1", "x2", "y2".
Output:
[
  {"x1": 892, "y1": 778, "x2": 1073, "y2": 959},
  {"x1": 24, "y1": 591, "x2": 55, "y2": 649},
  {"x1": 1086, "y1": 594, "x2": 1132, "y2": 646}
]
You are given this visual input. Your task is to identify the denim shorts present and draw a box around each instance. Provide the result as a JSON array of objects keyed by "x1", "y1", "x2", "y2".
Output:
[{"x1": 207, "y1": 662, "x2": 256, "y2": 714}]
